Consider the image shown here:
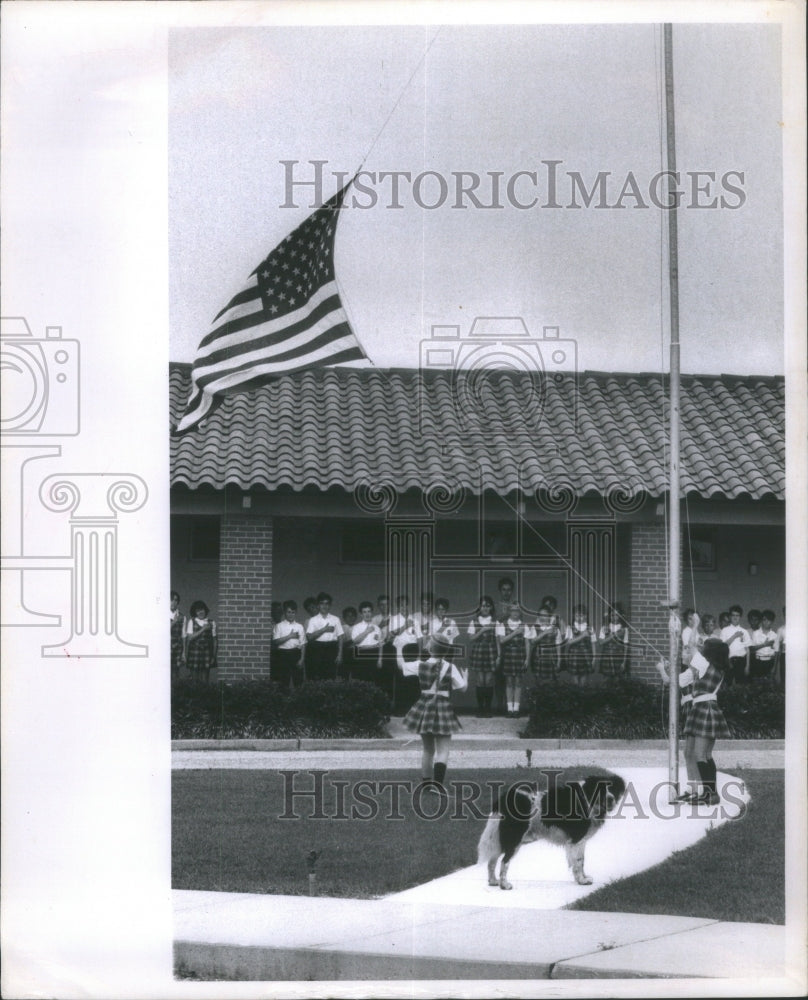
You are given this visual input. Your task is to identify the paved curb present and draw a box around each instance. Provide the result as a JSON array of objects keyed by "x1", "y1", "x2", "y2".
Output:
[{"x1": 172, "y1": 736, "x2": 785, "y2": 752}]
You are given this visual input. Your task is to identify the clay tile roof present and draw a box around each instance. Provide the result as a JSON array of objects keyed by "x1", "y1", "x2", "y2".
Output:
[{"x1": 169, "y1": 365, "x2": 784, "y2": 500}]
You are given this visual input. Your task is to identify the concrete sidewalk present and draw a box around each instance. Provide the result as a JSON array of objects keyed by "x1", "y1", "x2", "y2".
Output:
[
  {"x1": 173, "y1": 765, "x2": 788, "y2": 982},
  {"x1": 173, "y1": 743, "x2": 783, "y2": 771},
  {"x1": 174, "y1": 892, "x2": 785, "y2": 981},
  {"x1": 392, "y1": 767, "x2": 747, "y2": 909},
  {"x1": 172, "y1": 723, "x2": 784, "y2": 771}
]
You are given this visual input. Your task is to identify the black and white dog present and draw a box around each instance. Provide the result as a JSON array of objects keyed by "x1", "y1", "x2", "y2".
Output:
[{"x1": 477, "y1": 773, "x2": 626, "y2": 890}]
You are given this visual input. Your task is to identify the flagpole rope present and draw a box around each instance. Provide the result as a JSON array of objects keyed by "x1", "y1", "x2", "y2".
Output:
[
  {"x1": 331, "y1": 179, "x2": 390, "y2": 381},
  {"x1": 655, "y1": 23, "x2": 676, "y2": 750},
  {"x1": 339, "y1": 26, "x2": 443, "y2": 381},
  {"x1": 359, "y1": 25, "x2": 443, "y2": 170},
  {"x1": 653, "y1": 24, "x2": 671, "y2": 603},
  {"x1": 333, "y1": 261, "x2": 385, "y2": 378},
  {"x1": 684, "y1": 493, "x2": 698, "y2": 611},
  {"x1": 420, "y1": 24, "x2": 428, "y2": 382}
]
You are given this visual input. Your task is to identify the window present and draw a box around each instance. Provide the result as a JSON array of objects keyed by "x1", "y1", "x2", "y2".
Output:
[
  {"x1": 521, "y1": 520, "x2": 566, "y2": 557},
  {"x1": 189, "y1": 517, "x2": 220, "y2": 561},
  {"x1": 686, "y1": 526, "x2": 716, "y2": 572},
  {"x1": 434, "y1": 519, "x2": 480, "y2": 557},
  {"x1": 340, "y1": 523, "x2": 385, "y2": 563}
]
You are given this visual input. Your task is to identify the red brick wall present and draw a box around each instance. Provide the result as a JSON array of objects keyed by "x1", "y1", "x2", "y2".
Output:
[
  {"x1": 628, "y1": 521, "x2": 675, "y2": 680},
  {"x1": 218, "y1": 514, "x2": 273, "y2": 681}
]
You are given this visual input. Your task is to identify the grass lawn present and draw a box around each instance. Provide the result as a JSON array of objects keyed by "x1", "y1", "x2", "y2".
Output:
[
  {"x1": 173, "y1": 766, "x2": 783, "y2": 923},
  {"x1": 569, "y1": 768, "x2": 784, "y2": 924}
]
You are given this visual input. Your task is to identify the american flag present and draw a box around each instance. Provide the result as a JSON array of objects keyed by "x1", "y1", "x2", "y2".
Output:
[{"x1": 175, "y1": 179, "x2": 366, "y2": 434}]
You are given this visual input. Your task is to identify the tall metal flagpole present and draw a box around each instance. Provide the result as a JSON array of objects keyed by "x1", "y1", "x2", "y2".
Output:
[{"x1": 663, "y1": 23, "x2": 682, "y2": 796}]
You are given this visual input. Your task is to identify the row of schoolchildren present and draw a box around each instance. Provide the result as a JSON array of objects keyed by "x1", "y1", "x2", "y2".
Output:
[
  {"x1": 168, "y1": 586, "x2": 631, "y2": 707},
  {"x1": 681, "y1": 604, "x2": 786, "y2": 685},
  {"x1": 270, "y1": 591, "x2": 632, "y2": 717}
]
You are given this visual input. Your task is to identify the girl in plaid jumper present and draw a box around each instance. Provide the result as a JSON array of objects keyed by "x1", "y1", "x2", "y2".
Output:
[
  {"x1": 597, "y1": 606, "x2": 629, "y2": 678},
  {"x1": 658, "y1": 619, "x2": 730, "y2": 804},
  {"x1": 529, "y1": 607, "x2": 562, "y2": 681},
  {"x1": 564, "y1": 604, "x2": 596, "y2": 684},
  {"x1": 467, "y1": 596, "x2": 498, "y2": 717},
  {"x1": 404, "y1": 634, "x2": 468, "y2": 797},
  {"x1": 170, "y1": 591, "x2": 185, "y2": 680},
  {"x1": 184, "y1": 600, "x2": 217, "y2": 683},
  {"x1": 495, "y1": 604, "x2": 533, "y2": 716}
]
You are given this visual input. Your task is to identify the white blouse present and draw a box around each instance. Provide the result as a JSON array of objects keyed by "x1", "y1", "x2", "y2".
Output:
[
  {"x1": 678, "y1": 649, "x2": 709, "y2": 687},
  {"x1": 467, "y1": 615, "x2": 495, "y2": 636},
  {"x1": 273, "y1": 620, "x2": 306, "y2": 648},
  {"x1": 306, "y1": 613, "x2": 344, "y2": 642},
  {"x1": 495, "y1": 620, "x2": 536, "y2": 640},
  {"x1": 186, "y1": 617, "x2": 216, "y2": 637},
  {"x1": 352, "y1": 621, "x2": 383, "y2": 648}
]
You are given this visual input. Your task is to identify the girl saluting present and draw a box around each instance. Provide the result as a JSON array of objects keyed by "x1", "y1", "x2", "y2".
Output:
[
  {"x1": 403, "y1": 633, "x2": 468, "y2": 798},
  {"x1": 658, "y1": 616, "x2": 731, "y2": 804}
]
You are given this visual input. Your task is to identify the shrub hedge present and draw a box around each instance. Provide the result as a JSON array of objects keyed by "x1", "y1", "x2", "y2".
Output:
[
  {"x1": 172, "y1": 676, "x2": 784, "y2": 741},
  {"x1": 718, "y1": 680, "x2": 785, "y2": 738},
  {"x1": 521, "y1": 677, "x2": 784, "y2": 739},
  {"x1": 171, "y1": 678, "x2": 391, "y2": 740}
]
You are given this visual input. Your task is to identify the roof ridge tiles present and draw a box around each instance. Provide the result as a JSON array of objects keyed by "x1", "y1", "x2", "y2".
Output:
[
  {"x1": 169, "y1": 361, "x2": 784, "y2": 381},
  {"x1": 167, "y1": 365, "x2": 784, "y2": 499}
]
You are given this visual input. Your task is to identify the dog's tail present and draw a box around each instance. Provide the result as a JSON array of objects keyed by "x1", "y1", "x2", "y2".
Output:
[{"x1": 476, "y1": 813, "x2": 501, "y2": 866}]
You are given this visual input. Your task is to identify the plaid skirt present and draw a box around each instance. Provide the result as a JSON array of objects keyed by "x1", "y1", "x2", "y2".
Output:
[
  {"x1": 186, "y1": 629, "x2": 215, "y2": 672},
  {"x1": 403, "y1": 694, "x2": 462, "y2": 735},
  {"x1": 682, "y1": 700, "x2": 731, "y2": 739},
  {"x1": 170, "y1": 619, "x2": 184, "y2": 673},
  {"x1": 531, "y1": 641, "x2": 559, "y2": 679},
  {"x1": 501, "y1": 637, "x2": 528, "y2": 676},
  {"x1": 565, "y1": 643, "x2": 593, "y2": 677},
  {"x1": 599, "y1": 640, "x2": 626, "y2": 677},
  {"x1": 470, "y1": 633, "x2": 498, "y2": 677}
]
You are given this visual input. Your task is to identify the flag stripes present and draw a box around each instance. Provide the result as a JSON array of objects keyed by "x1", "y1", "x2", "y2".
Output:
[
  {"x1": 194, "y1": 315, "x2": 359, "y2": 390},
  {"x1": 195, "y1": 282, "x2": 343, "y2": 365},
  {"x1": 210, "y1": 282, "x2": 263, "y2": 326},
  {"x1": 211, "y1": 338, "x2": 366, "y2": 397}
]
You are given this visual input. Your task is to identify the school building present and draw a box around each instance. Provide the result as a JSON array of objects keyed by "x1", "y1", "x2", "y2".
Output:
[{"x1": 169, "y1": 363, "x2": 785, "y2": 690}]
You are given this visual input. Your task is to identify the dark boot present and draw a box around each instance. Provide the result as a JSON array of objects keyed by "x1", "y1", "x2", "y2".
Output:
[
  {"x1": 494, "y1": 675, "x2": 506, "y2": 714},
  {"x1": 433, "y1": 761, "x2": 448, "y2": 795},
  {"x1": 695, "y1": 761, "x2": 719, "y2": 805},
  {"x1": 478, "y1": 687, "x2": 488, "y2": 717},
  {"x1": 483, "y1": 687, "x2": 494, "y2": 717},
  {"x1": 706, "y1": 759, "x2": 720, "y2": 801},
  {"x1": 675, "y1": 782, "x2": 697, "y2": 802}
]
